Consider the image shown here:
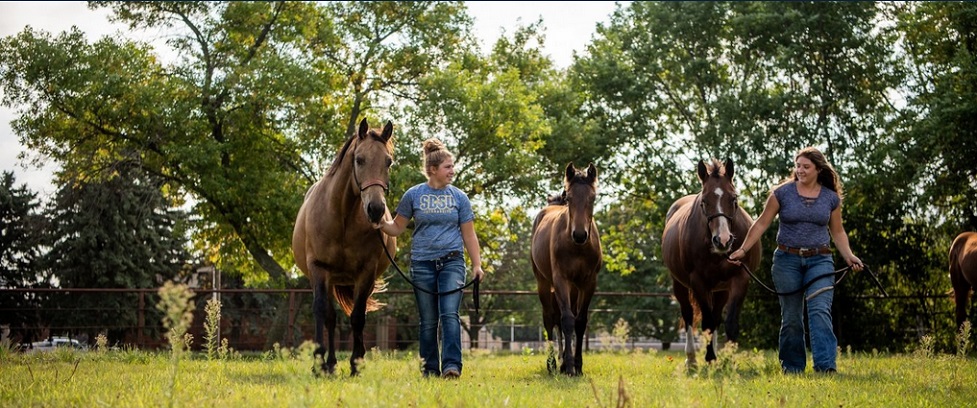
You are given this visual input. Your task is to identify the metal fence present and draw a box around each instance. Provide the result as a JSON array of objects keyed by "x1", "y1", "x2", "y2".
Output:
[{"x1": 0, "y1": 287, "x2": 958, "y2": 353}]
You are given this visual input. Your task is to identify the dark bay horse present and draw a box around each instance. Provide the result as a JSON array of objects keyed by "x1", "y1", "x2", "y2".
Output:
[
  {"x1": 950, "y1": 231, "x2": 977, "y2": 331},
  {"x1": 531, "y1": 162, "x2": 602, "y2": 376},
  {"x1": 661, "y1": 159, "x2": 760, "y2": 367},
  {"x1": 292, "y1": 118, "x2": 396, "y2": 376}
]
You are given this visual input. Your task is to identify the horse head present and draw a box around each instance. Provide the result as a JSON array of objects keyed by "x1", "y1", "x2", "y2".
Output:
[
  {"x1": 564, "y1": 162, "x2": 598, "y2": 245},
  {"x1": 352, "y1": 118, "x2": 394, "y2": 224},
  {"x1": 696, "y1": 158, "x2": 738, "y2": 254}
]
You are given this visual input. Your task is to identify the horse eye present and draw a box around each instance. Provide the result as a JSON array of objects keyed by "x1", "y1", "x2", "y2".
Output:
[
  {"x1": 386, "y1": 158, "x2": 393, "y2": 168},
  {"x1": 355, "y1": 157, "x2": 365, "y2": 166}
]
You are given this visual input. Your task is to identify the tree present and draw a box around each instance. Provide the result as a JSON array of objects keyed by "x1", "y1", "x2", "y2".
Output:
[
  {"x1": 572, "y1": 1, "x2": 903, "y2": 349},
  {"x1": 891, "y1": 2, "x2": 977, "y2": 231},
  {"x1": 383, "y1": 21, "x2": 566, "y2": 348},
  {"x1": 0, "y1": 1, "x2": 474, "y2": 285},
  {"x1": 0, "y1": 171, "x2": 50, "y2": 343},
  {"x1": 41, "y1": 163, "x2": 190, "y2": 343}
]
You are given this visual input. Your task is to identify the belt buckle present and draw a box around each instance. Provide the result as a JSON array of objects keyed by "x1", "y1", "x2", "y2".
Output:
[
  {"x1": 798, "y1": 247, "x2": 815, "y2": 256},
  {"x1": 443, "y1": 251, "x2": 461, "y2": 260}
]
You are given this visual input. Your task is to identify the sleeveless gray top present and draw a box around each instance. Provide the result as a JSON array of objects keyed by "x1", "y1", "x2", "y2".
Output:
[{"x1": 773, "y1": 182, "x2": 840, "y2": 248}]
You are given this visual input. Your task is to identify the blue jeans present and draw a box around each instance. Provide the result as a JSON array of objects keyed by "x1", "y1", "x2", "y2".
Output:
[
  {"x1": 410, "y1": 255, "x2": 466, "y2": 376},
  {"x1": 771, "y1": 249, "x2": 837, "y2": 373}
]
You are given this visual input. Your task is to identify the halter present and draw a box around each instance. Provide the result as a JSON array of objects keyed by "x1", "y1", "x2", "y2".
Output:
[
  {"x1": 699, "y1": 193, "x2": 734, "y2": 223},
  {"x1": 704, "y1": 211, "x2": 733, "y2": 222},
  {"x1": 359, "y1": 179, "x2": 388, "y2": 193}
]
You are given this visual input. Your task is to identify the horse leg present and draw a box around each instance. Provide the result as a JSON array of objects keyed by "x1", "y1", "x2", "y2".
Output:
[
  {"x1": 950, "y1": 261, "x2": 972, "y2": 331},
  {"x1": 672, "y1": 282, "x2": 697, "y2": 368},
  {"x1": 552, "y1": 278, "x2": 577, "y2": 376},
  {"x1": 310, "y1": 277, "x2": 328, "y2": 375},
  {"x1": 537, "y1": 284, "x2": 559, "y2": 374},
  {"x1": 574, "y1": 285, "x2": 595, "y2": 375},
  {"x1": 689, "y1": 275, "x2": 719, "y2": 363},
  {"x1": 706, "y1": 290, "x2": 730, "y2": 362},
  {"x1": 324, "y1": 283, "x2": 338, "y2": 375},
  {"x1": 724, "y1": 275, "x2": 749, "y2": 344},
  {"x1": 348, "y1": 282, "x2": 372, "y2": 376}
]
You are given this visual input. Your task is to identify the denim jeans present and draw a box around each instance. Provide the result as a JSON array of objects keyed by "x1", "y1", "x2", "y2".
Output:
[
  {"x1": 771, "y1": 249, "x2": 837, "y2": 373},
  {"x1": 410, "y1": 255, "x2": 466, "y2": 376}
]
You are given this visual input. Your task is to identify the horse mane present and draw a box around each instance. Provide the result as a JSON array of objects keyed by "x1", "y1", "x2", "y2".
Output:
[
  {"x1": 325, "y1": 134, "x2": 357, "y2": 178},
  {"x1": 547, "y1": 192, "x2": 566, "y2": 206}
]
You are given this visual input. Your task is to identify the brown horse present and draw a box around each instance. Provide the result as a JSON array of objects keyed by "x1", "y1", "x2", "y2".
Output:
[
  {"x1": 292, "y1": 118, "x2": 396, "y2": 376},
  {"x1": 661, "y1": 159, "x2": 760, "y2": 367},
  {"x1": 531, "y1": 162, "x2": 602, "y2": 376},
  {"x1": 950, "y1": 231, "x2": 977, "y2": 331}
]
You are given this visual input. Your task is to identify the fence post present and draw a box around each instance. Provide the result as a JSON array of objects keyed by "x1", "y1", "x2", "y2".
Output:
[
  {"x1": 287, "y1": 291, "x2": 296, "y2": 348},
  {"x1": 138, "y1": 291, "x2": 145, "y2": 348}
]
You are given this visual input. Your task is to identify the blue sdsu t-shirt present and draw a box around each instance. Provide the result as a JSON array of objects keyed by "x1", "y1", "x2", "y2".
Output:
[{"x1": 395, "y1": 183, "x2": 474, "y2": 261}]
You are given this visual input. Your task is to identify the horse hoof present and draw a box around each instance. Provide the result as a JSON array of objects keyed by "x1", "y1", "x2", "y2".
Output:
[{"x1": 311, "y1": 364, "x2": 335, "y2": 377}]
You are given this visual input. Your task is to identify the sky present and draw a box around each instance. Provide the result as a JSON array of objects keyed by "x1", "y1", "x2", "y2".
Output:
[{"x1": 0, "y1": 1, "x2": 623, "y2": 199}]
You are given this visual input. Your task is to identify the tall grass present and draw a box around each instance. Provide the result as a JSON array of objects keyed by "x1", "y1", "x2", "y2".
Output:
[
  {"x1": 2, "y1": 343, "x2": 975, "y2": 407},
  {"x1": 156, "y1": 281, "x2": 195, "y2": 408}
]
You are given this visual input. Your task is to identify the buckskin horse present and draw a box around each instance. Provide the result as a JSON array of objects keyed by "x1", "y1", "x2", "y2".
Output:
[
  {"x1": 531, "y1": 162, "x2": 602, "y2": 376},
  {"x1": 292, "y1": 118, "x2": 395, "y2": 376},
  {"x1": 950, "y1": 231, "x2": 977, "y2": 331},
  {"x1": 661, "y1": 159, "x2": 760, "y2": 367}
]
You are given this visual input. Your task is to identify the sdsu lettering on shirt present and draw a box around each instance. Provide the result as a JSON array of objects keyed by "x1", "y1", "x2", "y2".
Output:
[
  {"x1": 419, "y1": 194, "x2": 456, "y2": 214},
  {"x1": 395, "y1": 183, "x2": 474, "y2": 261}
]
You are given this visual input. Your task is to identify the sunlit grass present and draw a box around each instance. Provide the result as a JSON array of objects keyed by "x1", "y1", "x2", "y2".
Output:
[{"x1": 2, "y1": 343, "x2": 975, "y2": 407}]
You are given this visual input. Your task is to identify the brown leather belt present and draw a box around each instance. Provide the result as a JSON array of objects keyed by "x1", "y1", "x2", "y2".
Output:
[{"x1": 777, "y1": 244, "x2": 832, "y2": 257}]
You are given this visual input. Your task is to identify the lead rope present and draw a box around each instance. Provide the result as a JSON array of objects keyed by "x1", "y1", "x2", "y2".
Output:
[
  {"x1": 377, "y1": 230, "x2": 480, "y2": 314},
  {"x1": 731, "y1": 260, "x2": 888, "y2": 298}
]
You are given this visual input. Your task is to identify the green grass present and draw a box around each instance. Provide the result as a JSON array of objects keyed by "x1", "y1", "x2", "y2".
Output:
[{"x1": 2, "y1": 344, "x2": 975, "y2": 407}]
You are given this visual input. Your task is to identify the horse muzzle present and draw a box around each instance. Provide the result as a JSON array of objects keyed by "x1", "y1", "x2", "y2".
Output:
[
  {"x1": 366, "y1": 201, "x2": 386, "y2": 224},
  {"x1": 711, "y1": 235, "x2": 734, "y2": 253},
  {"x1": 572, "y1": 230, "x2": 589, "y2": 245}
]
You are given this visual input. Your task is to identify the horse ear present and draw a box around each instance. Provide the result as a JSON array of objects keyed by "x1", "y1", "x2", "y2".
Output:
[
  {"x1": 587, "y1": 162, "x2": 597, "y2": 182},
  {"x1": 696, "y1": 160, "x2": 708, "y2": 182},
  {"x1": 381, "y1": 121, "x2": 394, "y2": 142},
  {"x1": 724, "y1": 158, "x2": 734, "y2": 181},
  {"x1": 358, "y1": 118, "x2": 369, "y2": 139},
  {"x1": 565, "y1": 162, "x2": 575, "y2": 182}
]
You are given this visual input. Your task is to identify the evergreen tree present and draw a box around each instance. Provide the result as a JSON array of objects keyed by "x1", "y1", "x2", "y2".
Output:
[
  {"x1": 42, "y1": 164, "x2": 190, "y2": 343},
  {"x1": 0, "y1": 171, "x2": 49, "y2": 344}
]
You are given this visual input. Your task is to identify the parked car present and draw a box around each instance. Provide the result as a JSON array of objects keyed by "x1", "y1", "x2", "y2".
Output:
[{"x1": 28, "y1": 336, "x2": 87, "y2": 352}]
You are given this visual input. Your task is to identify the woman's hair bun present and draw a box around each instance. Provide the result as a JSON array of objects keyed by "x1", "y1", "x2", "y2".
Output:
[{"x1": 423, "y1": 138, "x2": 445, "y2": 154}]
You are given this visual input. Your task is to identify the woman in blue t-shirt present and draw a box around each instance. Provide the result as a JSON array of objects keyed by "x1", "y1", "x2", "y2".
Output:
[
  {"x1": 375, "y1": 138, "x2": 484, "y2": 379},
  {"x1": 729, "y1": 146, "x2": 862, "y2": 374}
]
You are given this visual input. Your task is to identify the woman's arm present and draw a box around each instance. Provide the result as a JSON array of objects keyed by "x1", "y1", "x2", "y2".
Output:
[
  {"x1": 729, "y1": 192, "x2": 779, "y2": 262},
  {"x1": 375, "y1": 213, "x2": 410, "y2": 237},
  {"x1": 828, "y1": 205, "x2": 863, "y2": 270},
  {"x1": 460, "y1": 221, "x2": 484, "y2": 281}
]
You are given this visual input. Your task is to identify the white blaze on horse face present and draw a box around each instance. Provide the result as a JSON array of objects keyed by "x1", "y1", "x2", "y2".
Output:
[{"x1": 712, "y1": 187, "x2": 733, "y2": 251}]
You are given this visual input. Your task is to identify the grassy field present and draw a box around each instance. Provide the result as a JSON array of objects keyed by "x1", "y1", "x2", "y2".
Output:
[{"x1": 2, "y1": 341, "x2": 976, "y2": 407}]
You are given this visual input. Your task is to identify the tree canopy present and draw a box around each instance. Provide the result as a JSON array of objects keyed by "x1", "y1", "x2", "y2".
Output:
[{"x1": 2, "y1": 1, "x2": 975, "y2": 352}]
